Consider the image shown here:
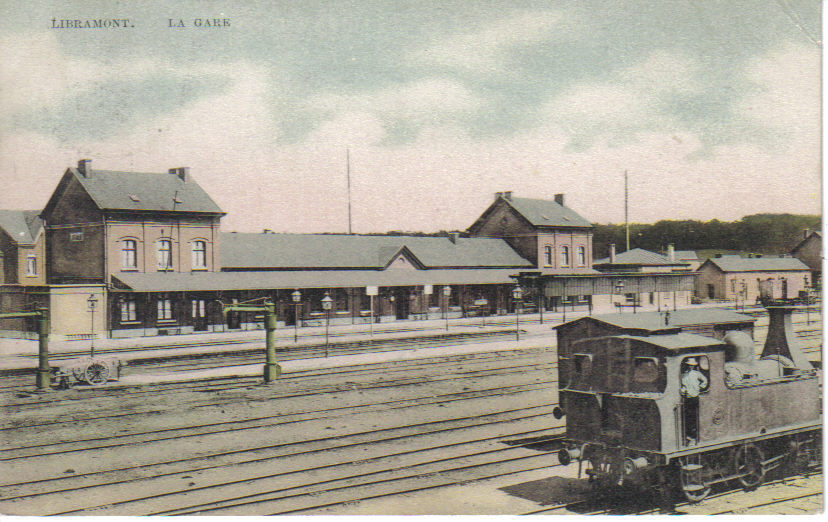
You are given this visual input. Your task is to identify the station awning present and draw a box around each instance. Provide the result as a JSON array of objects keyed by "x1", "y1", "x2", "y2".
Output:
[{"x1": 112, "y1": 269, "x2": 522, "y2": 292}]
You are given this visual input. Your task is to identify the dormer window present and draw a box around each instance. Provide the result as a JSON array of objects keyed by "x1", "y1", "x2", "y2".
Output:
[
  {"x1": 173, "y1": 196, "x2": 183, "y2": 204},
  {"x1": 128, "y1": 194, "x2": 141, "y2": 202},
  {"x1": 25, "y1": 255, "x2": 37, "y2": 276}
]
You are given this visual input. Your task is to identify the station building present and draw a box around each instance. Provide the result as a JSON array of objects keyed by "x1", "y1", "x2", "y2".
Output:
[
  {"x1": 1, "y1": 160, "x2": 697, "y2": 339},
  {"x1": 694, "y1": 255, "x2": 810, "y2": 303}
]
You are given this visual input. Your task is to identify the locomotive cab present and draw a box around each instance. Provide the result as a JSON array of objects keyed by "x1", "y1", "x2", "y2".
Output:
[{"x1": 557, "y1": 320, "x2": 821, "y2": 502}]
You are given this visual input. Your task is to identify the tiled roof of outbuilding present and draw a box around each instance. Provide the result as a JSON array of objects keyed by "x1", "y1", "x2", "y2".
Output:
[
  {"x1": 503, "y1": 197, "x2": 593, "y2": 228},
  {"x1": 0, "y1": 210, "x2": 42, "y2": 245},
  {"x1": 221, "y1": 233, "x2": 532, "y2": 270},
  {"x1": 673, "y1": 250, "x2": 699, "y2": 260},
  {"x1": 704, "y1": 257, "x2": 810, "y2": 272},
  {"x1": 67, "y1": 168, "x2": 223, "y2": 214},
  {"x1": 594, "y1": 248, "x2": 685, "y2": 266}
]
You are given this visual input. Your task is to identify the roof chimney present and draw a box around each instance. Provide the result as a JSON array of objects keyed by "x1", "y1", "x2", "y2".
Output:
[
  {"x1": 804, "y1": 228, "x2": 810, "y2": 239},
  {"x1": 77, "y1": 159, "x2": 92, "y2": 178},
  {"x1": 554, "y1": 193, "x2": 565, "y2": 206},
  {"x1": 495, "y1": 191, "x2": 503, "y2": 200},
  {"x1": 448, "y1": 232, "x2": 460, "y2": 244},
  {"x1": 170, "y1": 167, "x2": 190, "y2": 182},
  {"x1": 503, "y1": 191, "x2": 512, "y2": 201},
  {"x1": 609, "y1": 243, "x2": 616, "y2": 263},
  {"x1": 667, "y1": 243, "x2": 675, "y2": 262}
]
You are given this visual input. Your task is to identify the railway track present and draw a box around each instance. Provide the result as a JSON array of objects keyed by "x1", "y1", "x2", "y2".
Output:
[
  {"x1": 1, "y1": 347, "x2": 555, "y2": 414},
  {"x1": 0, "y1": 345, "x2": 563, "y2": 516},
  {"x1": 522, "y1": 469, "x2": 823, "y2": 515}
]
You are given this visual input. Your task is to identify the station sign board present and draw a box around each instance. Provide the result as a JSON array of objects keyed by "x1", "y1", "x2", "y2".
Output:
[{"x1": 366, "y1": 286, "x2": 379, "y2": 296}]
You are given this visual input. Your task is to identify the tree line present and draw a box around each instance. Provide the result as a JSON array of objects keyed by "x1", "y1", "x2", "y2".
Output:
[{"x1": 592, "y1": 213, "x2": 820, "y2": 259}]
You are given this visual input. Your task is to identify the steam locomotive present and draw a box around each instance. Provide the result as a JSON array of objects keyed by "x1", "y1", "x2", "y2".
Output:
[{"x1": 553, "y1": 306, "x2": 821, "y2": 502}]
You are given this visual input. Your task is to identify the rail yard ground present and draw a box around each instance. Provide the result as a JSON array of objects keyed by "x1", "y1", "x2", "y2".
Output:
[{"x1": 0, "y1": 307, "x2": 822, "y2": 515}]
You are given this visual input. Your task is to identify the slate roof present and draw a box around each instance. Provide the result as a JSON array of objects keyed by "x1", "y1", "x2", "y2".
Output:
[
  {"x1": 113, "y1": 268, "x2": 522, "y2": 292},
  {"x1": 503, "y1": 196, "x2": 593, "y2": 228},
  {"x1": 0, "y1": 210, "x2": 43, "y2": 245},
  {"x1": 703, "y1": 257, "x2": 810, "y2": 273},
  {"x1": 673, "y1": 250, "x2": 699, "y2": 260},
  {"x1": 561, "y1": 308, "x2": 755, "y2": 332},
  {"x1": 791, "y1": 230, "x2": 821, "y2": 254},
  {"x1": 221, "y1": 233, "x2": 533, "y2": 270},
  {"x1": 594, "y1": 248, "x2": 685, "y2": 266},
  {"x1": 66, "y1": 168, "x2": 223, "y2": 214}
]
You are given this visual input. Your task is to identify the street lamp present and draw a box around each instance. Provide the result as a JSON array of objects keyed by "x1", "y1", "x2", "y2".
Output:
[
  {"x1": 615, "y1": 280, "x2": 625, "y2": 313},
  {"x1": 512, "y1": 284, "x2": 523, "y2": 341},
  {"x1": 87, "y1": 294, "x2": 98, "y2": 357},
  {"x1": 322, "y1": 291, "x2": 333, "y2": 357},
  {"x1": 291, "y1": 290, "x2": 302, "y2": 343},
  {"x1": 442, "y1": 285, "x2": 452, "y2": 331},
  {"x1": 804, "y1": 276, "x2": 810, "y2": 325}
]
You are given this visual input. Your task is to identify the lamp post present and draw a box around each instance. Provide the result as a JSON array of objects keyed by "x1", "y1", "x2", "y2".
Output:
[
  {"x1": 615, "y1": 280, "x2": 625, "y2": 313},
  {"x1": 442, "y1": 285, "x2": 452, "y2": 331},
  {"x1": 512, "y1": 284, "x2": 523, "y2": 341},
  {"x1": 322, "y1": 291, "x2": 333, "y2": 357},
  {"x1": 87, "y1": 294, "x2": 98, "y2": 358},
  {"x1": 291, "y1": 290, "x2": 302, "y2": 343},
  {"x1": 804, "y1": 276, "x2": 810, "y2": 325}
]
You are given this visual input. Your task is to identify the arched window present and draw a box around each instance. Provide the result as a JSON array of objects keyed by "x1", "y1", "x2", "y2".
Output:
[
  {"x1": 157, "y1": 239, "x2": 172, "y2": 270},
  {"x1": 121, "y1": 239, "x2": 137, "y2": 269},
  {"x1": 191, "y1": 240, "x2": 207, "y2": 269},
  {"x1": 561, "y1": 246, "x2": 570, "y2": 267},
  {"x1": 544, "y1": 245, "x2": 553, "y2": 266},
  {"x1": 577, "y1": 246, "x2": 586, "y2": 266}
]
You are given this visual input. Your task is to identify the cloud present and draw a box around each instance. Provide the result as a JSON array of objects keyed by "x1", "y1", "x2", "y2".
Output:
[
  {"x1": 736, "y1": 41, "x2": 820, "y2": 145},
  {"x1": 542, "y1": 49, "x2": 700, "y2": 146},
  {"x1": 0, "y1": 32, "x2": 99, "y2": 114},
  {"x1": 408, "y1": 10, "x2": 563, "y2": 72}
]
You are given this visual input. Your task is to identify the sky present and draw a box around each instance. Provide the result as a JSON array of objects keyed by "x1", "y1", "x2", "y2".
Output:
[{"x1": 0, "y1": 0, "x2": 821, "y2": 233}]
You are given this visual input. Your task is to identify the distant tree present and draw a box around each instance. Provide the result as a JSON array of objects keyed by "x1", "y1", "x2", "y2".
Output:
[{"x1": 593, "y1": 214, "x2": 819, "y2": 257}]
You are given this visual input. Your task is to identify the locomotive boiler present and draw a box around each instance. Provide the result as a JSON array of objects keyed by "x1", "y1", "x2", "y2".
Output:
[{"x1": 554, "y1": 306, "x2": 821, "y2": 502}]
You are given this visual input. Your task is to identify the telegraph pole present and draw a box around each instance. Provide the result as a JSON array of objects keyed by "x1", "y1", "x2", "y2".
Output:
[
  {"x1": 624, "y1": 170, "x2": 629, "y2": 251},
  {"x1": 346, "y1": 148, "x2": 353, "y2": 234}
]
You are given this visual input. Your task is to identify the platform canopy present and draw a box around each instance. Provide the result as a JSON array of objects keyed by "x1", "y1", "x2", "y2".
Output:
[{"x1": 112, "y1": 269, "x2": 523, "y2": 292}]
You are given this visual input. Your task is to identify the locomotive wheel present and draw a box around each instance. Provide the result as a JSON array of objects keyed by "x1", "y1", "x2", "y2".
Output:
[
  {"x1": 84, "y1": 362, "x2": 110, "y2": 385},
  {"x1": 679, "y1": 458, "x2": 710, "y2": 503},
  {"x1": 735, "y1": 444, "x2": 765, "y2": 490}
]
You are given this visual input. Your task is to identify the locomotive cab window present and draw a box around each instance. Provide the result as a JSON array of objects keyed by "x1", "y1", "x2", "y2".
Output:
[
  {"x1": 633, "y1": 357, "x2": 659, "y2": 383},
  {"x1": 680, "y1": 356, "x2": 710, "y2": 396},
  {"x1": 572, "y1": 353, "x2": 593, "y2": 386}
]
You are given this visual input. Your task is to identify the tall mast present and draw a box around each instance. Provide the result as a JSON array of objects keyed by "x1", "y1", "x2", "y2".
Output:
[
  {"x1": 346, "y1": 148, "x2": 352, "y2": 234},
  {"x1": 624, "y1": 170, "x2": 629, "y2": 251}
]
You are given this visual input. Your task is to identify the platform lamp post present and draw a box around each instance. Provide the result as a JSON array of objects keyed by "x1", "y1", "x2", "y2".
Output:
[
  {"x1": 615, "y1": 280, "x2": 625, "y2": 313},
  {"x1": 804, "y1": 276, "x2": 810, "y2": 325},
  {"x1": 87, "y1": 294, "x2": 98, "y2": 358},
  {"x1": 291, "y1": 290, "x2": 302, "y2": 343},
  {"x1": 512, "y1": 284, "x2": 523, "y2": 341},
  {"x1": 442, "y1": 285, "x2": 452, "y2": 331},
  {"x1": 322, "y1": 291, "x2": 333, "y2": 357}
]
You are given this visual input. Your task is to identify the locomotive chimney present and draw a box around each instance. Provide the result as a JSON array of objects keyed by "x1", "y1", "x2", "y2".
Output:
[{"x1": 761, "y1": 306, "x2": 813, "y2": 369}]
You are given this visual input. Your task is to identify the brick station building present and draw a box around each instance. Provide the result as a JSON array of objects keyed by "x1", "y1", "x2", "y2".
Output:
[{"x1": 1, "y1": 160, "x2": 697, "y2": 339}]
